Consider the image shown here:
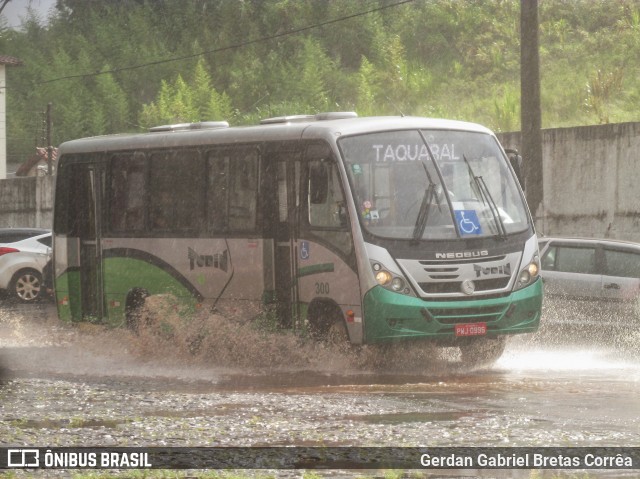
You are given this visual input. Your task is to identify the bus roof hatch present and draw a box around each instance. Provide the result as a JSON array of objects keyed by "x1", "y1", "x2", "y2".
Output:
[
  {"x1": 149, "y1": 121, "x2": 229, "y2": 132},
  {"x1": 260, "y1": 111, "x2": 357, "y2": 125}
]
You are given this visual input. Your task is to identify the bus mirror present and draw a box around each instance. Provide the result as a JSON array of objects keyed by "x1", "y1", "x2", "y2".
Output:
[
  {"x1": 309, "y1": 163, "x2": 329, "y2": 204},
  {"x1": 505, "y1": 148, "x2": 524, "y2": 190}
]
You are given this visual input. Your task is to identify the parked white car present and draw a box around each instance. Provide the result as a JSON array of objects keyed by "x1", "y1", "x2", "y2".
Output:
[
  {"x1": 538, "y1": 236, "x2": 640, "y2": 329},
  {"x1": 0, "y1": 228, "x2": 52, "y2": 303}
]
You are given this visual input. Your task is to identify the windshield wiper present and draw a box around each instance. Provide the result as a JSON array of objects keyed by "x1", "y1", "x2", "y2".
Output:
[
  {"x1": 411, "y1": 137, "x2": 445, "y2": 242},
  {"x1": 463, "y1": 155, "x2": 508, "y2": 239},
  {"x1": 412, "y1": 182, "x2": 436, "y2": 243},
  {"x1": 409, "y1": 131, "x2": 456, "y2": 242}
]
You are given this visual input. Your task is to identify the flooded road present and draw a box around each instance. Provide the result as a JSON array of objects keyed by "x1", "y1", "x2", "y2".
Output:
[{"x1": 1, "y1": 302, "x2": 640, "y2": 475}]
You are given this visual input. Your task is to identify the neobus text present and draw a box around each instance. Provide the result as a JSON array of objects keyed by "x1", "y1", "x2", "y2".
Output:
[{"x1": 435, "y1": 251, "x2": 489, "y2": 259}]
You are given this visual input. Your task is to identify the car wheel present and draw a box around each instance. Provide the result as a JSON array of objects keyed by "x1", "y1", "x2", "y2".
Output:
[{"x1": 9, "y1": 269, "x2": 43, "y2": 303}]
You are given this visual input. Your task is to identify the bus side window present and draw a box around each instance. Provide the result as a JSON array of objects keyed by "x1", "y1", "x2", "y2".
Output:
[
  {"x1": 207, "y1": 147, "x2": 259, "y2": 233},
  {"x1": 308, "y1": 157, "x2": 347, "y2": 229},
  {"x1": 109, "y1": 153, "x2": 146, "y2": 232},
  {"x1": 149, "y1": 150, "x2": 205, "y2": 233},
  {"x1": 228, "y1": 153, "x2": 259, "y2": 231},
  {"x1": 309, "y1": 162, "x2": 328, "y2": 204},
  {"x1": 208, "y1": 156, "x2": 229, "y2": 231}
]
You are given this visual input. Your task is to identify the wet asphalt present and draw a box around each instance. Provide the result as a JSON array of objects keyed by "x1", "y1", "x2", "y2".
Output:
[{"x1": 1, "y1": 301, "x2": 639, "y2": 477}]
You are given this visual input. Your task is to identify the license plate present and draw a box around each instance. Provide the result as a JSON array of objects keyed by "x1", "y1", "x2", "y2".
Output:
[{"x1": 455, "y1": 322, "x2": 487, "y2": 337}]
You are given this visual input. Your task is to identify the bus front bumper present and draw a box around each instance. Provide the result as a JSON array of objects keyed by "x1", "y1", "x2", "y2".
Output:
[{"x1": 362, "y1": 278, "x2": 542, "y2": 344}]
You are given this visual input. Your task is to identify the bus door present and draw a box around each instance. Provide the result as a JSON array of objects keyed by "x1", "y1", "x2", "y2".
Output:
[
  {"x1": 266, "y1": 148, "x2": 301, "y2": 329},
  {"x1": 72, "y1": 163, "x2": 105, "y2": 320}
]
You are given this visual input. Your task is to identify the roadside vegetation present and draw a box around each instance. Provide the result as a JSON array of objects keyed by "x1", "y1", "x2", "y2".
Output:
[{"x1": 1, "y1": 0, "x2": 639, "y2": 165}]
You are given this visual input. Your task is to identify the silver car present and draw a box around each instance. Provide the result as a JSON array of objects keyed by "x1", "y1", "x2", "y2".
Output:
[
  {"x1": 538, "y1": 237, "x2": 640, "y2": 329},
  {"x1": 0, "y1": 228, "x2": 52, "y2": 303}
]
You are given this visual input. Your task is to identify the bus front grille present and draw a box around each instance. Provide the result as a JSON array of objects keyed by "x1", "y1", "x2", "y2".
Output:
[
  {"x1": 427, "y1": 304, "x2": 507, "y2": 324},
  {"x1": 418, "y1": 277, "x2": 510, "y2": 295}
]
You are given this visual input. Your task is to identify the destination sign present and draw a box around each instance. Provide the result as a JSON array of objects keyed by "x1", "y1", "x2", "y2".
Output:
[{"x1": 371, "y1": 143, "x2": 460, "y2": 162}]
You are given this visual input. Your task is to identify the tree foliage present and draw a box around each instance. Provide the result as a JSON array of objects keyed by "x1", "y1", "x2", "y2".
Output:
[
  {"x1": 139, "y1": 59, "x2": 233, "y2": 126},
  {"x1": 1, "y1": 0, "x2": 639, "y2": 166}
]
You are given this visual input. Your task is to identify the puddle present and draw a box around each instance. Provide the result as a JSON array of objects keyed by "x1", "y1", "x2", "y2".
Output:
[
  {"x1": 345, "y1": 411, "x2": 474, "y2": 423},
  {"x1": 9, "y1": 417, "x2": 130, "y2": 429},
  {"x1": 146, "y1": 403, "x2": 250, "y2": 418}
]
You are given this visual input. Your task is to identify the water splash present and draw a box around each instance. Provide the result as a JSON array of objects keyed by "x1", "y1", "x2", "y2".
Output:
[
  {"x1": 499, "y1": 302, "x2": 640, "y2": 382},
  {"x1": 4, "y1": 295, "x2": 639, "y2": 384}
]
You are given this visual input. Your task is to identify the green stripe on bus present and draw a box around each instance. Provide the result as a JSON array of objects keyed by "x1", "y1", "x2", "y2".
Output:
[{"x1": 297, "y1": 263, "x2": 335, "y2": 278}]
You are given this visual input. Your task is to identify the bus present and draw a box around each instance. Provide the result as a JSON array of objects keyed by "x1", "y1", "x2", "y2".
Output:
[{"x1": 52, "y1": 113, "x2": 542, "y2": 364}]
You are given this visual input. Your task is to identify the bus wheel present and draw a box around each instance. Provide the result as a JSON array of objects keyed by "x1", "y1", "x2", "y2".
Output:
[
  {"x1": 325, "y1": 319, "x2": 350, "y2": 350},
  {"x1": 125, "y1": 289, "x2": 148, "y2": 333},
  {"x1": 459, "y1": 336, "x2": 507, "y2": 367},
  {"x1": 308, "y1": 302, "x2": 349, "y2": 346}
]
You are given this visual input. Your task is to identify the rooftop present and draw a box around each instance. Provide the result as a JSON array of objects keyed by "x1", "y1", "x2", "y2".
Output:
[{"x1": 0, "y1": 55, "x2": 23, "y2": 66}]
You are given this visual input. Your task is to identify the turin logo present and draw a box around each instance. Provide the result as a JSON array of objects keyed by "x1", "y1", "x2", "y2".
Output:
[{"x1": 188, "y1": 248, "x2": 228, "y2": 272}]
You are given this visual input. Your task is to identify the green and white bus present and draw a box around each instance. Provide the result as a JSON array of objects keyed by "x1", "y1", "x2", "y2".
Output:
[{"x1": 53, "y1": 113, "x2": 542, "y2": 363}]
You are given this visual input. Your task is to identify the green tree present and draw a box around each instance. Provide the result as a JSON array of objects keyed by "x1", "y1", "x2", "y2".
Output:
[
  {"x1": 493, "y1": 86, "x2": 520, "y2": 132},
  {"x1": 584, "y1": 68, "x2": 624, "y2": 124},
  {"x1": 298, "y1": 38, "x2": 331, "y2": 111},
  {"x1": 3, "y1": 0, "x2": 640, "y2": 169},
  {"x1": 139, "y1": 63, "x2": 234, "y2": 127},
  {"x1": 93, "y1": 69, "x2": 130, "y2": 133},
  {"x1": 356, "y1": 56, "x2": 376, "y2": 116},
  {"x1": 193, "y1": 58, "x2": 233, "y2": 121}
]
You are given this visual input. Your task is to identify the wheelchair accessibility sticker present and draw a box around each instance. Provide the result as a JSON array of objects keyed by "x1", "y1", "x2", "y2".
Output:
[
  {"x1": 300, "y1": 241, "x2": 310, "y2": 260},
  {"x1": 454, "y1": 210, "x2": 482, "y2": 236}
]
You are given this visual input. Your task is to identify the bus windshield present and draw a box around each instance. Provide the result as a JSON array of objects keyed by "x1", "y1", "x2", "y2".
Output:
[{"x1": 339, "y1": 129, "x2": 529, "y2": 240}]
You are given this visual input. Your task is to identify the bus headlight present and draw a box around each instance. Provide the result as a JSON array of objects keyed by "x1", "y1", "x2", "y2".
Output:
[
  {"x1": 375, "y1": 270, "x2": 392, "y2": 286},
  {"x1": 371, "y1": 261, "x2": 413, "y2": 295},
  {"x1": 391, "y1": 277, "x2": 405, "y2": 291},
  {"x1": 514, "y1": 255, "x2": 540, "y2": 291}
]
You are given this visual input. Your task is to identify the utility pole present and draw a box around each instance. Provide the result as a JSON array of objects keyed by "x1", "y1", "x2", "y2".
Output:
[
  {"x1": 46, "y1": 103, "x2": 53, "y2": 175},
  {"x1": 520, "y1": 0, "x2": 543, "y2": 223}
]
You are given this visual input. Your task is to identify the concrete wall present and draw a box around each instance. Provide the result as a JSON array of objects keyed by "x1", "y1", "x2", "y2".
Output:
[
  {"x1": 0, "y1": 122, "x2": 639, "y2": 241},
  {"x1": 0, "y1": 65, "x2": 6, "y2": 180},
  {"x1": 0, "y1": 175, "x2": 54, "y2": 229},
  {"x1": 498, "y1": 122, "x2": 640, "y2": 243}
]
